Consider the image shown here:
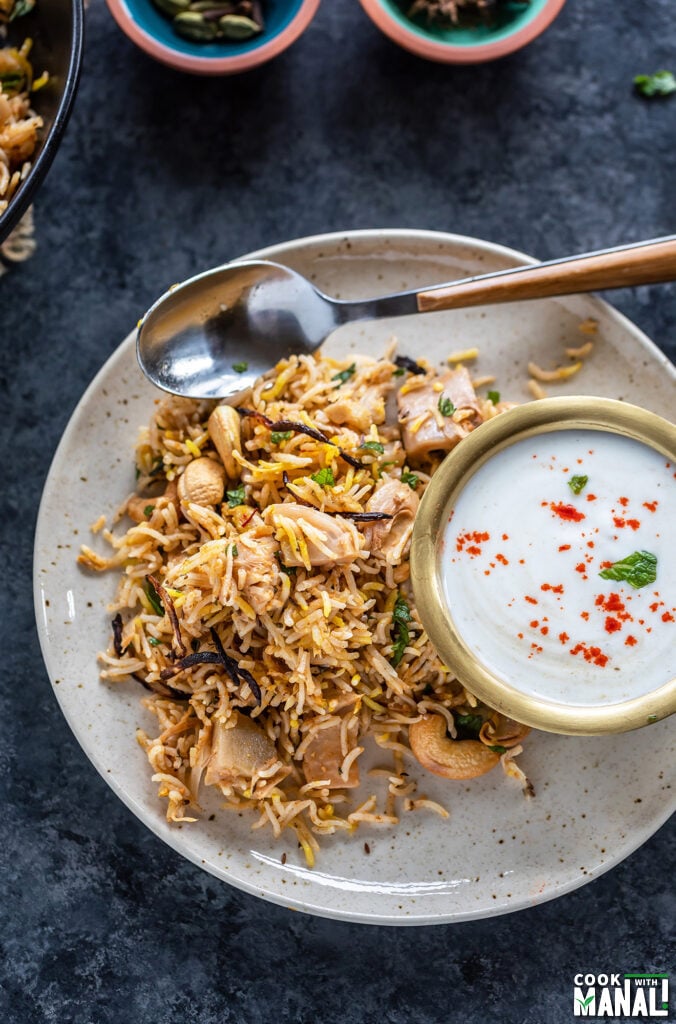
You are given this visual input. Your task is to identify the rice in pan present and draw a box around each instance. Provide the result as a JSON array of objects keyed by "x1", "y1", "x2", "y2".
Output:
[{"x1": 79, "y1": 350, "x2": 533, "y2": 865}]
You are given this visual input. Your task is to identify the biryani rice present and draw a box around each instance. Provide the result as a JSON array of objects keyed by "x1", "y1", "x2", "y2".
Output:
[{"x1": 79, "y1": 349, "x2": 532, "y2": 863}]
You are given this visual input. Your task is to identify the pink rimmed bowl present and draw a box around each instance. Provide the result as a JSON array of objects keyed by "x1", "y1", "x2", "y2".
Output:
[
  {"x1": 358, "y1": 0, "x2": 567, "y2": 64},
  {"x1": 105, "y1": 0, "x2": 320, "y2": 75}
]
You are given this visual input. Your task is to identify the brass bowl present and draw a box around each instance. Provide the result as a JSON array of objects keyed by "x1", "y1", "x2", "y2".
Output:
[{"x1": 411, "y1": 396, "x2": 676, "y2": 735}]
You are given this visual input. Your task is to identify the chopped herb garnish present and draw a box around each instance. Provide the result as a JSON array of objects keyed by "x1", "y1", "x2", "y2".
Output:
[
  {"x1": 143, "y1": 578, "x2": 165, "y2": 616},
  {"x1": 148, "y1": 636, "x2": 161, "y2": 647},
  {"x1": 401, "y1": 470, "x2": 419, "y2": 490},
  {"x1": 9, "y1": 0, "x2": 36, "y2": 20},
  {"x1": 438, "y1": 395, "x2": 456, "y2": 417},
  {"x1": 454, "y1": 713, "x2": 483, "y2": 738},
  {"x1": 390, "y1": 594, "x2": 412, "y2": 667},
  {"x1": 488, "y1": 744, "x2": 507, "y2": 755},
  {"x1": 226, "y1": 485, "x2": 246, "y2": 508},
  {"x1": 231, "y1": 544, "x2": 238, "y2": 557},
  {"x1": 634, "y1": 70, "x2": 676, "y2": 98},
  {"x1": 311, "y1": 467, "x2": 335, "y2": 487},
  {"x1": 647, "y1": 714, "x2": 659, "y2": 723},
  {"x1": 279, "y1": 562, "x2": 296, "y2": 577},
  {"x1": 568, "y1": 475, "x2": 588, "y2": 495},
  {"x1": 487, "y1": 390, "x2": 500, "y2": 404},
  {"x1": 271, "y1": 431, "x2": 292, "y2": 445},
  {"x1": 332, "y1": 363, "x2": 356, "y2": 385},
  {"x1": 599, "y1": 550, "x2": 657, "y2": 589},
  {"x1": 144, "y1": 504, "x2": 155, "y2": 518},
  {"x1": 360, "y1": 440, "x2": 385, "y2": 455},
  {"x1": 232, "y1": 362, "x2": 248, "y2": 373},
  {"x1": 393, "y1": 367, "x2": 406, "y2": 377}
]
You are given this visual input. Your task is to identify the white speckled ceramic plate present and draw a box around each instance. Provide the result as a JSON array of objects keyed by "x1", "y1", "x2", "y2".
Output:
[{"x1": 35, "y1": 230, "x2": 676, "y2": 925}]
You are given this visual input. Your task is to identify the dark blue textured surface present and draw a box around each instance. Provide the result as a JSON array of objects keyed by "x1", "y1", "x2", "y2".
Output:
[{"x1": 1, "y1": 0, "x2": 674, "y2": 1020}]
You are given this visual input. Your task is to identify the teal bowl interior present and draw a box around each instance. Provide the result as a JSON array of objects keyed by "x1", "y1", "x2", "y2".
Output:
[
  {"x1": 380, "y1": 0, "x2": 551, "y2": 45},
  {"x1": 123, "y1": 0, "x2": 305, "y2": 56}
]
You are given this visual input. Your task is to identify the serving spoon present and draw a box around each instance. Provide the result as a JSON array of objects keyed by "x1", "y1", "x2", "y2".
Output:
[{"x1": 137, "y1": 235, "x2": 676, "y2": 399}]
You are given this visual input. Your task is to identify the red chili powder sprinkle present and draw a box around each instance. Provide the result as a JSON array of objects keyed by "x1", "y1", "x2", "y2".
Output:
[
  {"x1": 525, "y1": 595, "x2": 538, "y2": 605},
  {"x1": 586, "y1": 494, "x2": 597, "y2": 502},
  {"x1": 643, "y1": 501, "x2": 658, "y2": 512},
  {"x1": 559, "y1": 544, "x2": 571, "y2": 552},
  {"x1": 495, "y1": 553, "x2": 509, "y2": 566},
  {"x1": 649, "y1": 602, "x2": 660, "y2": 613},
  {"x1": 517, "y1": 632, "x2": 524, "y2": 640},
  {"x1": 613, "y1": 516, "x2": 641, "y2": 531},
  {"x1": 618, "y1": 496, "x2": 629, "y2": 507},
  {"x1": 551, "y1": 503, "x2": 585, "y2": 522},
  {"x1": 662, "y1": 611, "x2": 675, "y2": 623},
  {"x1": 540, "y1": 626, "x2": 549, "y2": 636},
  {"x1": 541, "y1": 583, "x2": 564, "y2": 594},
  {"x1": 625, "y1": 635, "x2": 638, "y2": 647},
  {"x1": 570, "y1": 642, "x2": 609, "y2": 668},
  {"x1": 581, "y1": 611, "x2": 590, "y2": 621},
  {"x1": 456, "y1": 531, "x2": 490, "y2": 554},
  {"x1": 586, "y1": 541, "x2": 595, "y2": 549},
  {"x1": 559, "y1": 631, "x2": 569, "y2": 644},
  {"x1": 575, "y1": 563, "x2": 587, "y2": 575},
  {"x1": 599, "y1": 560, "x2": 613, "y2": 570},
  {"x1": 502, "y1": 533, "x2": 509, "y2": 541},
  {"x1": 530, "y1": 620, "x2": 539, "y2": 628},
  {"x1": 605, "y1": 617, "x2": 622, "y2": 634}
]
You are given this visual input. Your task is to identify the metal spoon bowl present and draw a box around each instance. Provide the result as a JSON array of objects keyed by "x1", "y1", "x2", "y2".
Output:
[{"x1": 137, "y1": 237, "x2": 676, "y2": 400}]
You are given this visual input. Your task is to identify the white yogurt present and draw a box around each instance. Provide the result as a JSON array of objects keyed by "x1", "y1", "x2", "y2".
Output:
[{"x1": 440, "y1": 430, "x2": 675, "y2": 707}]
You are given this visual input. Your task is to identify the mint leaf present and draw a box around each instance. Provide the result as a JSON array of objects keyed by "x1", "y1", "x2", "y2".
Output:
[
  {"x1": 271, "y1": 431, "x2": 292, "y2": 444},
  {"x1": 391, "y1": 594, "x2": 412, "y2": 667},
  {"x1": 487, "y1": 390, "x2": 500, "y2": 404},
  {"x1": 455, "y1": 713, "x2": 483, "y2": 737},
  {"x1": 311, "y1": 467, "x2": 335, "y2": 487},
  {"x1": 226, "y1": 485, "x2": 246, "y2": 507},
  {"x1": 568, "y1": 474, "x2": 588, "y2": 495},
  {"x1": 332, "y1": 363, "x2": 356, "y2": 385},
  {"x1": 144, "y1": 504, "x2": 155, "y2": 517},
  {"x1": 143, "y1": 578, "x2": 164, "y2": 616},
  {"x1": 599, "y1": 550, "x2": 657, "y2": 589},
  {"x1": 634, "y1": 70, "x2": 676, "y2": 97},
  {"x1": 232, "y1": 362, "x2": 248, "y2": 373},
  {"x1": 401, "y1": 470, "x2": 419, "y2": 490},
  {"x1": 438, "y1": 395, "x2": 455, "y2": 417},
  {"x1": 360, "y1": 441, "x2": 385, "y2": 454}
]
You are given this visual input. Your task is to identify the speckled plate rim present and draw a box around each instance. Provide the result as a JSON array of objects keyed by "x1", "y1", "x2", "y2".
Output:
[
  {"x1": 34, "y1": 229, "x2": 676, "y2": 925},
  {"x1": 411, "y1": 395, "x2": 676, "y2": 735}
]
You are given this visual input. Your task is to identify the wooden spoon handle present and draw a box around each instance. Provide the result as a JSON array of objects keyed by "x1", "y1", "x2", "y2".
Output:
[{"x1": 416, "y1": 236, "x2": 676, "y2": 313}]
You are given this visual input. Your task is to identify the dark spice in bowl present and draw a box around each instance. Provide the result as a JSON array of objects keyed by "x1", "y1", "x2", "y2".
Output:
[{"x1": 403, "y1": 0, "x2": 529, "y2": 28}]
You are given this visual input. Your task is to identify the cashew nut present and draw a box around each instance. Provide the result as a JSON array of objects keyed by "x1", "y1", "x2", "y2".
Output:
[
  {"x1": 126, "y1": 479, "x2": 178, "y2": 523},
  {"x1": 409, "y1": 714, "x2": 500, "y2": 780},
  {"x1": 208, "y1": 404, "x2": 241, "y2": 479},
  {"x1": 177, "y1": 456, "x2": 225, "y2": 507}
]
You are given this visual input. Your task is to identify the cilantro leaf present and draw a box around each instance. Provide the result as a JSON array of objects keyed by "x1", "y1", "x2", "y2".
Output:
[
  {"x1": 634, "y1": 70, "x2": 676, "y2": 97},
  {"x1": 392, "y1": 367, "x2": 406, "y2": 377},
  {"x1": 271, "y1": 431, "x2": 292, "y2": 444},
  {"x1": 488, "y1": 744, "x2": 507, "y2": 754},
  {"x1": 226, "y1": 485, "x2": 246, "y2": 507},
  {"x1": 391, "y1": 594, "x2": 412, "y2": 667},
  {"x1": 360, "y1": 440, "x2": 385, "y2": 454},
  {"x1": 438, "y1": 395, "x2": 455, "y2": 417},
  {"x1": 401, "y1": 470, "x2": 419, "y2": 490},
  {"x1": 148, "y1": 636, "x2": 161, "y2": 647},
  {"x1": 232, "y1": 362, "x2": 248, "y2": 373},
  {"x1": 487, "y1": 390, "x2": 500, "y2": 404},
  {"x1": 332, "y1": 363, "x2": 356, "y2": 385},
  {"x1": 599, "y1": 550, "x2": 657, "y2": 589},
  {"x1": 568, "y1": 474, "x2": 588, "y2": 495},
  {"x1": 144, "y1": 504, "x2": 155, "y2": 518},
  {"x1": 311, "y1": 467, "x2": 335, "y2": 487}
]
